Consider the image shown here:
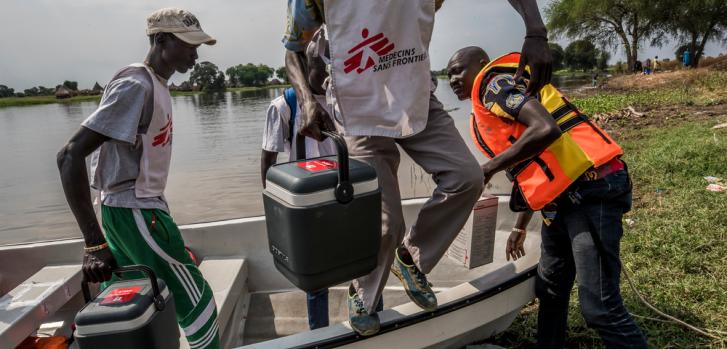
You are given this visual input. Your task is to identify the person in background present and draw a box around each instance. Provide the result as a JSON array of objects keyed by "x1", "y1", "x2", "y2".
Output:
[
  {"x1": 644, "y1": 58, "x2": 652, "y2": 75},
  {"x1": 683, "y1": 50, "x2": 692, "y2": 68},
  {"x1": 57, "y1": 8, "x2": 221, "y2": 348},
  {"x1": 447, "y1": 46, "x2": 648, "y2": 348},
  {"x1": 634, "y1": 60, "x2": 642, "y2": 74},
  {"x1": 260, "y1": 33, "x2": 336, "y2": 330},
  {"x1": 260, "y1": 42, "x2": 336, "y2": 185},
  {"x1": 653, "y1": 55, "x2": 660, "y2": 73},
  {"x1": 261, "y1": 88, "x2": 335, "y2": 330}
]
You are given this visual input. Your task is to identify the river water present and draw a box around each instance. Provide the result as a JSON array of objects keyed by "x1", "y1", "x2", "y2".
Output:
[{"x1": 0, "y1": 78, "x2": 586, "y2": 245}]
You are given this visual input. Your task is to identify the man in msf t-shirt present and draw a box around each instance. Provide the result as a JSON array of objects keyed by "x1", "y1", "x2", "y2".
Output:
[{"x1": 57, "y1": 8, "x2": 221, "y2": 349}]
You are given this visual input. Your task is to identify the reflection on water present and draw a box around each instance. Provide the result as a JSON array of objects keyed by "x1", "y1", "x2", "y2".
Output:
[
  {"x1": 0, "y1": 77, "x2": 587, "y2": 245},
  {"x1": 552, "y1": 75, "x2": 592, "y2": 93}
]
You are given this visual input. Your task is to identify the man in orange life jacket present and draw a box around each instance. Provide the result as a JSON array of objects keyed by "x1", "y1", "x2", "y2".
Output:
[{"x1": 447, "y1": 47, "x2": 648, "y2": 348}]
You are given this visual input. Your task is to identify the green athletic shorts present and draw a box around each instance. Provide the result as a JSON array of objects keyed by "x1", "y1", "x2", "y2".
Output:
[{"x1": 101, "y1": 206, "x2": 220, "y2": 349}]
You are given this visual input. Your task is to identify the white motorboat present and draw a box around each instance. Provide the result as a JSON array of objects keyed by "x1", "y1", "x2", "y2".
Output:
[{"x1": 0, "y1": 196, "x2": 541, "y2": 349}]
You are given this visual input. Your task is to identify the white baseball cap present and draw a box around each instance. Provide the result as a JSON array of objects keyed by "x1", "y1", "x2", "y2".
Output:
[{"x1": 146, "y1": 8, "x2": 216, "y2": 46}]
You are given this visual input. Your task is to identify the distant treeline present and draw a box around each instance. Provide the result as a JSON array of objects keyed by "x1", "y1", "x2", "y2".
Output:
[
  {"x1": 0, "y1": 80, "x2": 104, "y2": 99},
  {"x1": 0, "y1": 63, "x2": 288, "y2": 99},
  {"x1": 181, "y1": 63, "x2": 288, "y2": 92},
  {"x1": 431, "y1": 41, "x2": 611, "y2": 75},
  {"x1": 432, "y1": 41, "x2": 726, "y2": 77},
  {"x1": 545, "y1": 0, "x2": 726, "y2": 71}
]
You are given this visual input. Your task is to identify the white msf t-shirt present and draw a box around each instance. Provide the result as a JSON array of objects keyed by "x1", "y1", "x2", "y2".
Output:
[
  {"x1": 83, "y1": 64, "x2": 172, "y2": 212},
  {"x1": 261, "y1": 94, "x2": 336, "y2": 160}
]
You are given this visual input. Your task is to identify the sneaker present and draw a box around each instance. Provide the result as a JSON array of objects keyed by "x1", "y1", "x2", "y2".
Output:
[
  {"x1": 347, "y1": 285, "x2": 380, "y2": 336},
  {"x1": 390, "y1": 248, "x2": 438, "y2": 312}
]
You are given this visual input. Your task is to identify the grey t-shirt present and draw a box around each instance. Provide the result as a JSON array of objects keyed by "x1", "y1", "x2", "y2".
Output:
[{"x1": 83, "y1": 66, "x2": 169, "y2": 212}]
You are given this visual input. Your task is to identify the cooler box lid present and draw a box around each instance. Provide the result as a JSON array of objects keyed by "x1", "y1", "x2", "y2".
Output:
[
  {"x1": 75, "y1": 279, "x2": 169, "y2": 334},
  {"x1": 265, "y1": 156, "x2": 378, "y2": 206}
]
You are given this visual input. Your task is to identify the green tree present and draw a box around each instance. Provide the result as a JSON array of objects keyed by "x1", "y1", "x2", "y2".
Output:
[
  {"x1": 549, "y1": 43, "x2": 565, "y2": 70},
  {"x1": 660, "y1": 0, "x2": 727, "y2": 68},
  {"x1": 226, "y1": 63, "x2": 274, "y2": 87},
  {"x1": 210, "y1": 72, "x2": 226, "y2": 91},
  {"x1": 38, "y1": 86, "x2": 55, "y2": 95},
  {"x1": 431, "y1": 68, "x2": 448, "y2": 76},
  {"x1": 596, "y1": 50, "x2": 611, "y2": 70},
  {"x1": 225, "y1": 64, "x2": 246, "y2": 87},
  {"x1": 546, "y1": 0, "x2": 666, "y2": 71},
  {"x1": 0, "y1": 85, "x2": 15, "y2": 98},
  {"x1": 63, "y1": 80, "x2": 78, "y2": 91},
  {"x1": 24, "y1": 87, "x2": 40, "y2": 96},
  {"x1": 255, "y1": 64, "x2": 274, "y2": 85},
  {"x1": 565, "y1": 40, "x2": 598, "y2": 71},
  {"x1": 275, "y1": 67, "x2": 289, "y2": 83},
  {"x1": 190, "y1": 61, "x2": 226, "y2": 92}
]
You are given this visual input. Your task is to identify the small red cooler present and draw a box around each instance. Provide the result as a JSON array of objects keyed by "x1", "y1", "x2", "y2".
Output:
[
  {"x1": 263, "y1": 131, "x2": 381, "y2": 291},
  {"x1": 74, "y1": 265, "x2": 178, "y2": 349}
]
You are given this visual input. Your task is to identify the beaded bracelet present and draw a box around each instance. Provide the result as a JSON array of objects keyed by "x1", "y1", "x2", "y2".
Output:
[{"x1": 84, "y1": 242, "x2": 109, "y2": 253}]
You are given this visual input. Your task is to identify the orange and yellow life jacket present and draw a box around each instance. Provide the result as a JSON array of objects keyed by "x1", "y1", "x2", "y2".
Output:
[{"x1": 470, "y1": 53, "x2": 623, "y2": 210}]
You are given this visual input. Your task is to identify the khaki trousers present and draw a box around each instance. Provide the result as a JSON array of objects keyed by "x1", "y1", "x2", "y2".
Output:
[{"x1": 346, "y1": 93, "x2": 484, "y2": 312}]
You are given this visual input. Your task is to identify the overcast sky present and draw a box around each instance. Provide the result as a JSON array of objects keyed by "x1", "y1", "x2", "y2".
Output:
[{"x1": 1, "y1": 0, "x2": 723, "y2": 90}]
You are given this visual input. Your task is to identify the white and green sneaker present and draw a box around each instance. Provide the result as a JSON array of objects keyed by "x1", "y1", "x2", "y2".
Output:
[
  {"x1": 390, "y1": 248, "x2": 438, "y2": 312},
  {"x1": 347, "y1": 285, "x2": 380, "y2": 336}
]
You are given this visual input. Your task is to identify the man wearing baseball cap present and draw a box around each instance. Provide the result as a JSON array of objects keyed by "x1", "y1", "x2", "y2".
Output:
[{"x1": 57, "y1": 8, "x2": 219, "y2": 349}]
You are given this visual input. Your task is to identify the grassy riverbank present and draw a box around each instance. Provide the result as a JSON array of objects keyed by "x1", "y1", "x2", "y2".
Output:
[
  {"x1": 553, "y1": 69, "x2": 594, "y2": 78},
  {"x1": 572, "y1": 70, "x2": 727, "y2": 115},
  {"x1": 492, "y1": 68, "x2": 727, "y2": 348},
  {"x1": 0, "y1": 95, "x2": 102, "y2": 108},
  {"x1": 0, "y1": 84, "x2": 290, "y2": 108},
  {"x1": 228, "y1": 84, "x2": 289, "y2": 92}
]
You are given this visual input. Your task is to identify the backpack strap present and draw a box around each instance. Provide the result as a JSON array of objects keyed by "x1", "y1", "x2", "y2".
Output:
[{"x1": 283, "y1": 87, "x2": 298, "y2": 143}]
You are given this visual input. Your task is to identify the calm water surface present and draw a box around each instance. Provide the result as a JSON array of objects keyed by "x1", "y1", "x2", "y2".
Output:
[{"x1": 0, "y1": 78, "x2": 584, "y2": 245}]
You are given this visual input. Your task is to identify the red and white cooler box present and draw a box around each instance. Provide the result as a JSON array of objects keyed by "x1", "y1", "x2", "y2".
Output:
[
  {"x1": 74, "y1": 266, "x2": 178, "y2": 349},
  {"x1": 263, "y1": 132, "x2": 381, "y2": 292}
]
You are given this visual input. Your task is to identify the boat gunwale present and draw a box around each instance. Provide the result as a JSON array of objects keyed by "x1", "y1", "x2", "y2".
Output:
[{"x1": 285, "y1": 266, "x2": 537, "y2": 349}]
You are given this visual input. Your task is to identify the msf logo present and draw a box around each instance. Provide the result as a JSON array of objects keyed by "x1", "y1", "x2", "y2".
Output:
[
  {"x1": 152, "y1": 114, "x2": 173, "y2": 147},
  {"x1": 344, "y1": 28, "x2": 395, "y2": 74}
]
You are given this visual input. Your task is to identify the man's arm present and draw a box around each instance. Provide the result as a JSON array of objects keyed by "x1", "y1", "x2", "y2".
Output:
[
  {"x1": 261, "y1": 150, "x2": 278, "y2": 188},
  {"x1": 481, "y1": 99, "x2": 561, "y2": 183},
  {"x1": 285, "y1": 50, "x2": 333, "y2": 141},
  {"x1": 507, "y1": 210, "x2": 533, "y2": 261},
  {"x1": 507, "y1": 0, "x2": 552, "y2": 95},
  {"x1": 57, "y1": 127, "x2": 116, "y2": 282}
]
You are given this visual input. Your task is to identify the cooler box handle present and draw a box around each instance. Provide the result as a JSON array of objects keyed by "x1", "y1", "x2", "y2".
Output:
[
  {"x1": 322, "y1": 130, "x2": 354, "y2": 204},
  {"x1": 81, "y1": 264, "x2": 166, "y2": 311}
]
